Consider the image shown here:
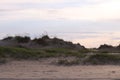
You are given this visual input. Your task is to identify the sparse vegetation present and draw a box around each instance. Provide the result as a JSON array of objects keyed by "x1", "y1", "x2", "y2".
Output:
[
  {"x1": 0, "y1": 47, "x2": 86, "y2": 60},
  {"x1": 57, "y1": 59, "x2": 80, "y2": 66},
  {"x1": 1, "y1": 35, "x2": 120, "y2": 65},
  {"x1": 0, "y1": 45, "x2": 120, "y2": 65},
  {"x1": 84, "y1": 53, "x2": 120, "y2": 65}
]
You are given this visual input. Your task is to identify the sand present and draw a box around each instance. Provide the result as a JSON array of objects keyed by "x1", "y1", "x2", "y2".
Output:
[{"x1": 0, "y1": 58, "x2": 120, "y2": 80}]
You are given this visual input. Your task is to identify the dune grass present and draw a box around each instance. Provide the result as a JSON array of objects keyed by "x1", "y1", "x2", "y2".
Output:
[
  {"x1": 0, "y1": 47, "x2": 86, "y2": 60},
  {"x1": 1, "y1": 46, "x2": 120, "y2": 65},
  {"x1": 84, "y1": 53, "x2": 120, "y2": 65}
]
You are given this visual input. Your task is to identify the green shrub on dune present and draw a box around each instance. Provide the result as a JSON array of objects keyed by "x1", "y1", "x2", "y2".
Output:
[
  {"x1": 84, "y1": 53, "x2": 120, "y2": 65},
  {"x1": 0, "y1": 47, "x2": 86, "y2": 60},
  {"x1": 14, "y1": 36, "x2": 30, "y2": 43}
]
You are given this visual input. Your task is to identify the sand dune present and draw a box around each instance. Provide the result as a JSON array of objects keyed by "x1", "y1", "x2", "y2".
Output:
[{"x1": 0, "y1": 59, "x2": 120, "y2": 80}]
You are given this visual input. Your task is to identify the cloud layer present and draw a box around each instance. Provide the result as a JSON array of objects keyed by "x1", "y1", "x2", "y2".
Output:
[{"x1": 0, "y1": 0, "x2": 120, "y2": 21}]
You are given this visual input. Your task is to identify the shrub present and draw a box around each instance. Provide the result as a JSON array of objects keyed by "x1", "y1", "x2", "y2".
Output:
[
  {"x1": 14, "y1": 36, "x2": 30, "y2": 43},
  {"x1": 98, "y1": 44, "x2": 114, "y2": 49},
  {"x1": 44, "y1": 49, "x2": 57, "y2": 53},
  {"x1": 33, "y1": 35, "x2": 50, "y2": 46},
  {"x1": 33, "y1": 38, "x2": 48, "y2": 46},
  {"x1": 84, "y1": 53, "x2": 120, "y2": 65},
  {"x1": 41, "y1": 35, "x2": 50, "y2": 40},
  {"x1": 79, "y1": 49, "x2": 90, "y2": 53},
  {"x1": 2, "y1": 36, "x2": 13, "y2": 41}
]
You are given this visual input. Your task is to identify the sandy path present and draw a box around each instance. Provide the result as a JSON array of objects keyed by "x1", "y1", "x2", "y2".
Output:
[
  {"x1": 0, "y1": 78, "x2": 117, "y2": 80},
  {"x1": 0, "y1": 59, "x2": 120, "y2": 80}
]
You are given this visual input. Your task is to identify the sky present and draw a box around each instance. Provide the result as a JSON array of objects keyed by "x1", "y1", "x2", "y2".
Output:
[{"x1": 0, "y1": 0, "x2": 120, "y2": 48}]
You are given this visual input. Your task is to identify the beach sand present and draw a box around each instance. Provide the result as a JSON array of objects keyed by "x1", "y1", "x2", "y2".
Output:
[{"x1": 0, "y1": 58, "x2": 120, "y2": 80}]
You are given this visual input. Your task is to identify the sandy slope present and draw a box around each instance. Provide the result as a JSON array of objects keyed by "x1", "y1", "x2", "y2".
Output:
[{"x1": 0, "y1": 59, "x2": 120, "y2": 80}]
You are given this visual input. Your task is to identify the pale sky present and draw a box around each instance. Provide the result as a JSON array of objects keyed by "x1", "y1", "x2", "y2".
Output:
[{"x1": 0, "y1": 0, "x2": 120, "y2": 48}]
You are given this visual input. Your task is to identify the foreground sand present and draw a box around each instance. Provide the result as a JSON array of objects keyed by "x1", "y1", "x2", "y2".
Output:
[{"x1": 0, "y1": 58, "x2": 120, "y2": 80}]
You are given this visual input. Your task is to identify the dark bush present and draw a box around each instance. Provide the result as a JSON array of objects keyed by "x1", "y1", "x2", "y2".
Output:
[
  {"x1": 2, "y1": 36, "x2": 13, "y2": 41},
  {"x1": 33, "y1": 38, "x2": 48, "y2": 46},
  {"x1": 15, "y1": 36, "x2": 30, "y2": 43},
  {"x1": 41, "y1": 35, "x2": 50, "y2": 40},
  {"x1": 33, "y1": 35, "x2": 50, "y2": 46},
  {"x1": 98, "y1": 44, "x2": 114, "y2": 49}
]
